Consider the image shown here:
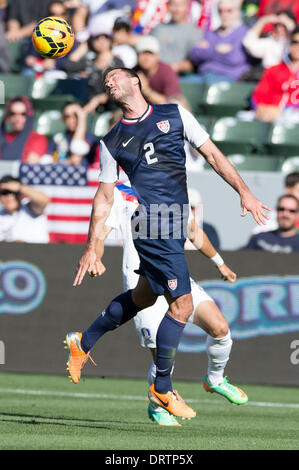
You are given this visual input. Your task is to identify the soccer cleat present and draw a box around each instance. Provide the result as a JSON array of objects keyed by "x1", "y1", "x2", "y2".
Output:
[
  {"x1": 64, "y1": 332, "x2": 96, "y2": 384},
  {"x1": 203, "y1": 375, "x2": 248, "y2": 405},
  {"x1": 148, "y1": 404, "x2": 181, "y2": 427},
  {"x1": 149, "y1": 384, "x2": 196, "y2": 419}
]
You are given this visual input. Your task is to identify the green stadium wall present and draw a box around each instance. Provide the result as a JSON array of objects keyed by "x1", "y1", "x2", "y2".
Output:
[{"x1": 0, "y1": 243, "x2": 299, "y2": 386}]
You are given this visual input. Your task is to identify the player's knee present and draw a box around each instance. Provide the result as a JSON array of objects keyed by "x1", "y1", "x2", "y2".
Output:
[
  {"x1": 210, "y1": 319, "x2": 229, "y2": 338},
  {"x1": 176, "y1": 298, "x2": 194, "y2": 323}
]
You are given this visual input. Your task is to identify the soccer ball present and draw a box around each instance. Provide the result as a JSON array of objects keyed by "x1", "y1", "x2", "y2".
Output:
[{"x1": 32, "y1": 16, "x2": 74, "y2": 59}]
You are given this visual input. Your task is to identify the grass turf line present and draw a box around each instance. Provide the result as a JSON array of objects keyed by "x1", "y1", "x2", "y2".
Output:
[{"x1": 0, "y1": 372, "x2": 299, "y2": 450}]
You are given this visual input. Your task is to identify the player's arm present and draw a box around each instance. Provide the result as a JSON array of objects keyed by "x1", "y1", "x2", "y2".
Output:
[
  {"x1": 187, "y1": 218, "x2": 236, "y2": 283},
  {"x1": 73, "y1": 182, "x2": 115, "y2": 286},
  {"x1": 198, "y1": 139, "x2": 270, "y2": 225},
  {"x1": 88, "y1": 225, "x2": 113, "y2": 278},
  {"x1": 178, "y1": 105, "x2": 270, "y2": 225}
]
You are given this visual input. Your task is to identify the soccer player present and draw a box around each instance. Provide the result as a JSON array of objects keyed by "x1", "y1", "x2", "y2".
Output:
[
  {"x1": 91, "y1": 183, "x2": 247, "y2": 426},
  {"x1": 65, "y1": 67, "x2": 269, "y2": 420}
]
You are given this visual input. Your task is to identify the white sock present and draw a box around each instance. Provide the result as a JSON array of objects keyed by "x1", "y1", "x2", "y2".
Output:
[
  {"x1": 206, "y1": 330, "x2": 232, "y2": 386},
  {"x1": 147, "y1": 361, "x2": 156, "y2": 387}
]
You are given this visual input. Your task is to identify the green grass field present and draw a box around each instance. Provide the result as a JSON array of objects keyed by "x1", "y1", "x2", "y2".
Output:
[{"x1": 0, "y1": 372, "x2": 299, "y2": 450}]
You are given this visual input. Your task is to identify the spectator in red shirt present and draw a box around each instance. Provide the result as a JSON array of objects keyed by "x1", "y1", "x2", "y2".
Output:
[
  {"x1": 0, "y1": 96, "x2": 48, "y2": 163},
  {"x1": 134, "y1": 35, "x2": 185, "y2": 105},
  {"x1": 252, "y1": 26, "x2": 299, "y2": 123},
  {"x1": 258, "y1": 0, "x2": 299, "y2": 24}
]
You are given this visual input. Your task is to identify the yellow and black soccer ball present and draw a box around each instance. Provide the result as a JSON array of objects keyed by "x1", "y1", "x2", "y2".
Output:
[{"x1": 32, "y1": 16, "x2": 74, "y2": 59}]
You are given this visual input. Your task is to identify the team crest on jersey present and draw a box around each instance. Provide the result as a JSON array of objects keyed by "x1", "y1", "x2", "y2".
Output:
[
  {"x1": 168, "y1": 279, "x2": 177, "y2": 290},
  {"x1": 156, "y1": 120, "x2": 170, "y2": 133}
]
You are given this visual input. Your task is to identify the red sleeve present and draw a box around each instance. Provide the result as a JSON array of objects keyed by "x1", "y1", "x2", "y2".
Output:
[
  {"x1": 251, "y1": 65, "x2": 285, "y2": 108},
  {"x1": 22, "y1": 131, "x2": 49, "y2": 162}
]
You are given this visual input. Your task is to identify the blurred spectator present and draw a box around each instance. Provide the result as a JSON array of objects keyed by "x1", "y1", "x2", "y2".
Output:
[
  {"x1": 258, "y1": 0, "x2": 299, "y2": 24},
  {"x1": 134, "y1": 35, "x2": 184, "y2": 105},
  {"x1": 62, "y1": 33, "x2": 124, "y2": 113},
  {"x1": 112, "y1": 17, "x2": 138, "y2": 68},
  {"x1": 151, "y1": 0, "x2": 202, "y2": 75},
  {"x1": 0, "y1": 174, "x2": 50, "y2": 243},
  {"x1": 244, "y1": 195, "x2": 299, "y2": 252},
  {"x1": 22, "y1": 0, "x2": 74, "y2": 78},
  {"x1": 0, "y1": 21, "x2": 11, "y2": 72},
  {"x1": 0, "y1": 97, "x2": 48, "y2": 163},
  {"x1": 188, "y1": 0, "x2": 252, "y2": 83},
  {"x1": 242, "y1": 0, "x2": 259, "y2": 22},
  {"x1": 252, "y1": 26, "x2": 299, "y2": 124},
  {"x1": 252, "y1": 172, "x2": 299, "y2": 235},
  {"x1": 131, "y1": 0, "x2": 168, "y2": 35},
  {"x1": 72, "y1": 0, "x2": 134, "y2": 42},
  {"x1": 285, "y1": 172, "x2": 299, "y2": 202},
  {"x1": 47, "y1": 102, "x2": 99, "y2": 166},
  {"x1": 0, "y1": 0, "x2": 8, "y2": 22},
  {"x1": 243, "y1": 11, "x2": 296, "y2": 70},
  {"x1": 6, "y1": 0, "x2": 52, "y2": 42},
  {"x1": 64, "y1": 0, "x2": 81, "y2": 7}
]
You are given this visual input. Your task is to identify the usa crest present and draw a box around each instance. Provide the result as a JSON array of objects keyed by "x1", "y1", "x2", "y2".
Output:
[
  {"x1": 168, "y1": 279, "x2": 177, "y2": 290},
  {"x1": 156, "y1": 120, "x2": 170, "y2": 133}
]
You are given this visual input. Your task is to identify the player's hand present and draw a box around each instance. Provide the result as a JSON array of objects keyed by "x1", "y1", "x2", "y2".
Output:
[
  {"x1": 240, "y1": 192, "x2": 271, "y2": 225},
  {"x1": 73, "y1": 248, "x2": 97, "y2": 286},
  {"x1": 218, "y1": 264, "x2": 237, "y2": 283},
  {"x1": 88, "y1": 259, "x2": 106, "y2": 278}
]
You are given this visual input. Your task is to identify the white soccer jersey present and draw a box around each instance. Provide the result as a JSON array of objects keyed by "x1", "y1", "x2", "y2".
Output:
[{"x1": 105, "y1": 184, "x2": 140, "y2": 291}]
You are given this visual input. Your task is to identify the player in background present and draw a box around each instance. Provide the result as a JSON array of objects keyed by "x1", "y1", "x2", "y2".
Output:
[
  {"x1": 66, "y1": 67, "x2": 270, "y2": 421},
  {"x1": 90, "y1": 183, "x2": 248, "y2": 427}
]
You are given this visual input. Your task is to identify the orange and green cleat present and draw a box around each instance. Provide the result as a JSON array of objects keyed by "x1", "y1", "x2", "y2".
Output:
[
  {"x1": 64, "y1": 332, "x2": 96, "y2": 384},
  {"x1": 148, "y1": 403, "x2": 181, "y2": 426},
  {"x1": 149, "y1": 384, "x2": 196, "y2": 419},
  {"x1": 203, "y1": 375, "x2": 248, "y2": 405}
]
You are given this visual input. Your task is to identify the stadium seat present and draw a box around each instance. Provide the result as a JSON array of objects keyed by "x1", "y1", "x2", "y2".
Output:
[
  {"x1": 227, "y1": 154, "x2": 282, "y2": 171},
  {"x1": 34, "y1": 110, "x2": 65, "y2": 137},
  {"x1": 200, "y1": 81, "x2": 255, "y2": 116},
  {"x1": 32, "y1": 96, "x2": 75, "y2": 112},
  {"x1": 179, "y1": 80, "x2": 206, "y2": 114},
  {"x1": 31, "y1": 77, "x2": 87, "y2": 111},
  {"x1": 31, "y1": 76, "x2": 59, "y2": 99},
  {"x1": 0, "y1": 73, "x2": 33, "y2": 100},
  {"x1": 210, "y1": 117, "x2": 271, "y2": 154},
  {"x1": 265, "y1": 123, "x2": 299, "y2": 157},
  {"x1": 280, "y1": 156, "x2": 299, "y2": 174},
  {"x1": 195, "y1": 115, "x2": 217, "y2": 133},
  {"x1": 90, "y1": 112, "x2": 113, "y2": 137},
  {"x1": 8, "y1": 41, "x2": 23, "y2": 73}
]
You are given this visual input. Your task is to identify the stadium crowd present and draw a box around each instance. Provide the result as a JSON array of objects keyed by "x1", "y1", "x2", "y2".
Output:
[{"x1": 0, "y1": 0, "x2": 298, "y2": 248}]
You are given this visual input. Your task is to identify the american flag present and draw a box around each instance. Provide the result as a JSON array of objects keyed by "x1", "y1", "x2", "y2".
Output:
[{"x1": 19, "y1": 163, "x2": 99, "y2": 243}]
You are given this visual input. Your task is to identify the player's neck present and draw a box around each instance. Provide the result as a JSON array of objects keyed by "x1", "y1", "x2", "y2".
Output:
[{"x1": 122, "y1": 96, "x2": 149, "y2": 120}]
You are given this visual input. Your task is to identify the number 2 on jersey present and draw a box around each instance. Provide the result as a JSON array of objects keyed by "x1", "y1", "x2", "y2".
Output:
[{"x1": 144, "y1": 142, "x2": 158, "y2": 165}]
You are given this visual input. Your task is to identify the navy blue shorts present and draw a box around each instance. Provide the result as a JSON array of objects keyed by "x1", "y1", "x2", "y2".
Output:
[{"x1": 133, "y1": 237, "x2": 191, "y2": 298}]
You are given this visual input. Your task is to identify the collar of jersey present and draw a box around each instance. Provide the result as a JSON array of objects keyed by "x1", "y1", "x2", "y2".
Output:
[{"x1": 121, "y1": 104, "x2": 153, "y2": 124}]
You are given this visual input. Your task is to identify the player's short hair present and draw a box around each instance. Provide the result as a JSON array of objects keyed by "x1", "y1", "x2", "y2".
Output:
[
  {"x1": 285, "y1": 172, "x2": 299, "y2": 188},
  {"x1": 277, "y1": 194, "x2": 299, "y2": 210},
  {"x1": 102, "y1": 67, "x2": 142, "y2": 91}
]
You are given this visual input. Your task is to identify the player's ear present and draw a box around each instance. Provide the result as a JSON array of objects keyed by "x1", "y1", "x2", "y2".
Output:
[{"x1": 132, "y1": 76, "x2": 140, "y2": 87}]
